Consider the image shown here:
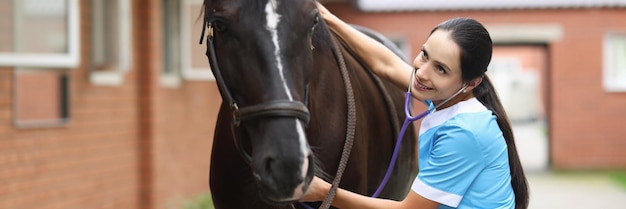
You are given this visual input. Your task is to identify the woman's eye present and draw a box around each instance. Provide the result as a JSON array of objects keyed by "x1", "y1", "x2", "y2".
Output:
[
  {"x1": 420, "y1": 50, "x2": 428, "y2": 61},
  {"x1": 436, "y1": 66, "x2": 446, "y2": 74}
]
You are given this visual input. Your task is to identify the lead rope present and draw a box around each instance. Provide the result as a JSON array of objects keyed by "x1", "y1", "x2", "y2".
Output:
[
  {"x1": 317, "y1": 32, "x2": 357, "y2": 209},
  {"x1": 332, "y1": 34, "x2": 402, "y2": 198}
]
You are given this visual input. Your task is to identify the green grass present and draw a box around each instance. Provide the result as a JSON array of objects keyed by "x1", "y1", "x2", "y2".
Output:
[
  {"x1": 183, "y1": 192, "x2": 215, "y2": 209},
  {"x1": 551, "y1": 170, "x2": 626, "y2": 190},
  {"x1": 608, "y1": 171, "x2": 626, "y2": 190}
]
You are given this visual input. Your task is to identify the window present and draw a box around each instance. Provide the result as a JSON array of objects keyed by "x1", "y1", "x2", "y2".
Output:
[
  {"x1": 181, "y1": 0, "x2": 214, "y2": 80},
  {"x1": 603, "y1": 33, "x2": 626, "y2": 92},
  {"x1": 90, "y1": 0, "x2": 132, "y2": 86},
  {"x1": 161, "y1": 0, "x2": 213, "y2": 87},
  {"x1": 387, "y1": 37, "x2": 410, "y2": 62},
  {"x1": 14, "y1": 70, "x2": 70, "y2": 127},
  {"x1": 0, "y1": 0, "x2": 80, "y2": 68},
  {"x1": 161, "y1": 0, "x2": 182, "y2": 86}
]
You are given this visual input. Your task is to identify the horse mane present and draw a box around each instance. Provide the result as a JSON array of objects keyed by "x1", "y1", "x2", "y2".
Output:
[{"x1": 312, "y1": 18, "x2": 335, "y2": 53}]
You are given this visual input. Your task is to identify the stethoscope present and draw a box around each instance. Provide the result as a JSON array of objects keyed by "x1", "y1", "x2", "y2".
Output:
[
  {"x1": 371, "y1": 67, "x2": 468, "y2": 197},
  {"x1": 404, "y1": 67, "x2": 468, "y2": 122},
  {"x1": 302, "y1": 68, "x2": 469, "y2": 208}
]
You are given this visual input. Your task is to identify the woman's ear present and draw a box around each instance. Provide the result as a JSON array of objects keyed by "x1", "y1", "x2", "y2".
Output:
[{"x1": 464, "y1": 77, "x2": 483, "y2": 93}]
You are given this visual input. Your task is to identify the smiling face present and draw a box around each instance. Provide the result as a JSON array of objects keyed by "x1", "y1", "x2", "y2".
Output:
[{"x1": 412, "y1": 29, "x2": 469, "y2": 109}]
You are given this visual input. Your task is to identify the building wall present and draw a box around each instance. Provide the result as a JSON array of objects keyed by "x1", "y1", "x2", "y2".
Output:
[
  {"x1": 1, "y1": 1, "x2": 141, "y2": 208},
  {"x1": 326, "y1": 3, "x2": 626, "y2": 169},
  {"x1": 2, "y1": 2, "x2": 624, "y2": 209},
  {"x1": 0, "y1": 0, "x2": 220, "y2": 209},
  {"x1": 142, "y1": 0, "x2": 220, "y2": 208}
]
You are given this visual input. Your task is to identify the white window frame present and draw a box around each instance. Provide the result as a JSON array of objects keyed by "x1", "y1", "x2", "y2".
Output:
[
  {"x1": 487, "y1": 24, "x2": 563, "y2": 43},
  {"x1": 181, "y1": 0, "x2": 214, "y2": 81},
  {"x1": 603, "y1": 32, "x2": 626, "y2": 92},
  {"x1": 90, "y1": 0, "x2": 132, "y2": 86},
  {"x1": 160, "y1": 0, "x2": 182, "y2": 87},
  {"x1": 161, "y1": 0, "x2": 213, "y2": 87},
  {"x1": 0, "y1": 0, "x2": 80, "y2": 68}
]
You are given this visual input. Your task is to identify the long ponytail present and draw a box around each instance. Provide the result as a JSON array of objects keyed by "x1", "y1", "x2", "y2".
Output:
[
  {"x1": 434, "y1": 17, "x2": 529, "y2": 209},
  {"x1": 474, "y1": 76, "x2": 529, "y2": 209}
]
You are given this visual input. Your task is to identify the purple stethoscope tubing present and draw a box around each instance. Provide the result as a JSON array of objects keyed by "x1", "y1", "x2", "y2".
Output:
[
  {"x1": 302, "y1": 69, "x2": 466, "y2": 207},
  {"x1": 372, "y1": 68, "x2": 467, "y2": 197},
  {"x1": 372, "y1": 68, "x2": 433, "y2": 197},
  {"x1": 371, "y1": 92, "x2": 430, "y2": 197}
]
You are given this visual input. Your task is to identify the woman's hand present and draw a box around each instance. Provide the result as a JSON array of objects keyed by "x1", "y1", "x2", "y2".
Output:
[
  {"x1": 301, "y1": 176, "x2": 331, "y2": 202},
  {"x1": 316, "y1": 2, "x2": 336, "y2": 23}
]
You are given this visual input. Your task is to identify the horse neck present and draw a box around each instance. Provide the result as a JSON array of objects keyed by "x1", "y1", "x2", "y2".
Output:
[
  {"x1": 307, "y1": 24, "x2": 352, "y2": 134},
  {"x1": 310, "y1": 23, "x2": 346, "y2": 82}
]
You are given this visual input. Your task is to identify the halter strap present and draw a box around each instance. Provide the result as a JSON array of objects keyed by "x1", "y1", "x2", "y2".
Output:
[{"x1": 203, "y1": 18, "x2": 311, "y2": 164}]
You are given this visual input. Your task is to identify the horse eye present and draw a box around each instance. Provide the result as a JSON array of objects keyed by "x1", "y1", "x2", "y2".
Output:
[
  {"x1": 212, "y1": 19, "x2": 227, "y2": 32},
  {"x1": 313, "y1": 14, "x2": 320, "y2": 26},
  {"x1": 311, "y1": 15, "x2": 319, "y2": 31}
]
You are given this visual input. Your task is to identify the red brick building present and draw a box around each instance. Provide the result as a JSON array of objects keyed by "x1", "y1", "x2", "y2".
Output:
[
  {"x1": 1, "y1": 0, "x2": 219, "y2": 208},
  {"x1": 324, "y1": 0, "x2": 626, "y2": 170},
  {"x1": 0, "y1": 0, "x2": 625, "y2": 209}
]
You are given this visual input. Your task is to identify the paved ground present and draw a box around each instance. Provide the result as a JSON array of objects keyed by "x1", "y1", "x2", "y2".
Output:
[
  {"x1": 527, "y1": 172, "x2": 626, "y2": 209},
  {"x1": 513, "y1": 121, "x2": 626, "y2": 209}
]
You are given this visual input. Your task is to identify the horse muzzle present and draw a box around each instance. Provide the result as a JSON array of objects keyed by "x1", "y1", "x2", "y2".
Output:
[{"x1": 252, "y1": 150, "x2": 315, "y2": 203}]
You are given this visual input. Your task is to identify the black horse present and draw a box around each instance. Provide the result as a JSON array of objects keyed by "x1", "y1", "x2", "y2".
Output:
[{"x1": 203, "y1": 0, "x2": 417, "y2": 208}]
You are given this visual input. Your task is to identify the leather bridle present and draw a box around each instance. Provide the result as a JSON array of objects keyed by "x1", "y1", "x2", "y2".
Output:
[
  {"x1": 200, "y1": 14, "x2": 358, "y2": 209},
  {"x1": 201, "y1": 19, "x2": 311, "y2": 164}
]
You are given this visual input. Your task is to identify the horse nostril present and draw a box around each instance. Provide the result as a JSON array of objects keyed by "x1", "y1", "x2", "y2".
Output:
[
  {"x1": 264, "y1": 157, "x2": 276, "y2": 177},
  {"x1": 262, "y1": 156, "x2": 304, "y2": 184}
]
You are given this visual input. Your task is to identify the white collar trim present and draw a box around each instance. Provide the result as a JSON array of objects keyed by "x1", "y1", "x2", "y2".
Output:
[{"x1": 419, "y1": 98, "x2": 487, "y2": 135}]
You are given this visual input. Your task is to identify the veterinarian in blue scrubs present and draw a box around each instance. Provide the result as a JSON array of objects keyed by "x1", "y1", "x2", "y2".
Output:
[{"x1": 301, "y1": 3, "x2": 529, "y2": 209}]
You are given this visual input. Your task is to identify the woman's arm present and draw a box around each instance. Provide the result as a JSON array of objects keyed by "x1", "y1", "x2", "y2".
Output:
[
  {"x1": 317, "y1": 3, "x2": 413, "y2": 91},
  {"x1": 301, "y1": 177, "x2": 440, "y2": 209}
]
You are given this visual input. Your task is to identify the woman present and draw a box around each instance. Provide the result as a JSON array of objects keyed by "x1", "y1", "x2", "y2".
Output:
[{"x1": 301, "y1": 3, "x2": 529, "y2": 209}]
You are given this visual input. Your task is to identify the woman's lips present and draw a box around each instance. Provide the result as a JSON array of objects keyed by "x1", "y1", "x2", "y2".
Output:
[{"x1": 414, "y1": 78, "x2": 433, "y2": 91}]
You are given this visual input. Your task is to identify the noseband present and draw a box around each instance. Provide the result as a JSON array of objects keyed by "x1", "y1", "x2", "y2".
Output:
[
  {"x1": 201, "y1": 20, "x2": 311, "y2": 164},
  {"x1": 201, "y1": 15, "x2": 358, "y2": 209}
]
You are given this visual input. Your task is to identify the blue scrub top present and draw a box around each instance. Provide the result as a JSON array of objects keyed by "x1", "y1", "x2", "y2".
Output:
[{"x1": 411, "y1": 98, "x2": 515, "y2": 209}]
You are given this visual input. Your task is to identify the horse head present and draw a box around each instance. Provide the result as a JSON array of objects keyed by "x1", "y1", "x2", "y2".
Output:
[{"x1": 202, "y1": 0, "x2": 319, "y2": 203}]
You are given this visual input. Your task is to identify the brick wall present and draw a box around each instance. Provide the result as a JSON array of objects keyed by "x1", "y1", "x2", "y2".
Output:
[
  {"x1": 138, "y1": 0, "x2": 220, "y2": 208},
  {"x1": 328, "y1": 4, "x2": 626, "y2": 170},
  {"x1": 0, "y1": 0, "x2": 221, "y2": 208},
  {"x1": 1, "y1": 0, "x2": 141, "y2": 208},
  {"x1": 547, "y1": 9, "x2": 626, "y2": 169}
]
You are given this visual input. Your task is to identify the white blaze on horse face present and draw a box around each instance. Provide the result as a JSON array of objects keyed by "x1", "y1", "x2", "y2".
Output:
[
  {"x1": 266, "y1": 1, "x2": 310, "y2": 195},
  {"x1": 291, "y1": 143, "x2": 309, "y2": 199},
  {"x1": 290, "y1": 120, "x2": 310, "y2": 199},
  {"x1": 264, "y1": 0, "x2": 292, "y2": 101}
]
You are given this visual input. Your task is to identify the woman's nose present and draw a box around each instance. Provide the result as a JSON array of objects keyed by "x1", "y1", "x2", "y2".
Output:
[{"x1": 415, "y1": 64, "x2": 430, "y2": 81}]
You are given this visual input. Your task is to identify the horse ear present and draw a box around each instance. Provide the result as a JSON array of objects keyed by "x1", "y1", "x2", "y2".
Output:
[{"x1": 199, "y1": 18, "x2": 208, "y2": 44}]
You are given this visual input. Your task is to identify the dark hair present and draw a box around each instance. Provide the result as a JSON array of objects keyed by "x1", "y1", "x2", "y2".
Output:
[{"x1": 432, "y1": 17, "x2": 529, "y2": 209}]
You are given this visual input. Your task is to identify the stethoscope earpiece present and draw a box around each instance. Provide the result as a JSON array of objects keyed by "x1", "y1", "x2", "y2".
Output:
[{"x1": 404, "y1": 69, "x2": 468, "y2": 122}]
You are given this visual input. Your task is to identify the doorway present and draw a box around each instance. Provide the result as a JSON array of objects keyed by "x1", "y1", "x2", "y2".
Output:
[{"x1": 489, "y1": 45, "x2": 549, "y2": 171}]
